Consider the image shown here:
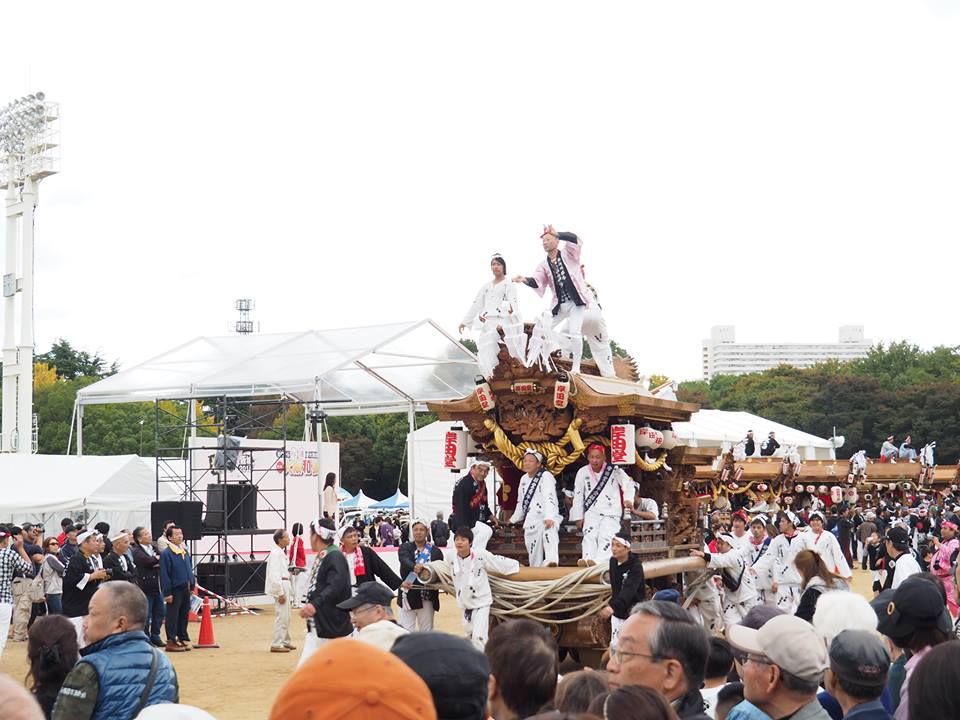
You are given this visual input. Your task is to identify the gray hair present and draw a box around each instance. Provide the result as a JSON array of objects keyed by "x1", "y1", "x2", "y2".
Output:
[
  {"x1": 780, "y1": 668, "x2": 821, "y2": 695},
  {"x1": 631, "y1": 600, "x2": 710, "y2": 689},
  {"x1": 96, "y1": 581, "x2": 148, "y2": 629}
]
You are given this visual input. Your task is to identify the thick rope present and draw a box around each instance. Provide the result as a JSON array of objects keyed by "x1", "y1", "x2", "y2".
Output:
[{"x1": 420, "y1": 560, "x2": 612, "y2": 624}]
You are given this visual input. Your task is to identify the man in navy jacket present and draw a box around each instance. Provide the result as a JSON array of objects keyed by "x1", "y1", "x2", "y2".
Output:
[{"x1": 158, "y1": 525, "x2": 195, "y2": 652}]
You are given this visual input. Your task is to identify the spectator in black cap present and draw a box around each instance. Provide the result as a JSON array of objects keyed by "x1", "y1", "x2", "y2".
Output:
[
  {"x1": 907, "y1": 640, "x2": 960, "y2": 720},
  {"x1": 825, "y1": 629, "x2": 891, "y2": 719},
  {"x1": 599, "y1": 532, "x2": 646, "y2": 649},
  {"x1": 880, "y1": 528, "x2": 920, "y2": 591},
  {"x1": 57, "y1": 526, "x2": 81, "y2": 565},
  {"x1": 336, "y1": 581, "x2": 407, "y2": 652},
  {"x1": 391, "y1": 631, "x2": 491, "y2": 720},
  {"x1": 870, "y1": 575, "x2": 951, "y2": 718}
]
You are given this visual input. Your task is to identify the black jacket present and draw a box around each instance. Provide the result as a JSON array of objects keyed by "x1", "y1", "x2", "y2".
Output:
[
  {"x1": 354, "y1": 545, "x2": 402, "y2": 590},
  {"x1": 451, "y1": 472, "x2": 492, "y2": 532},
  {"x1": 744, "y1": 437, "x2": 755, "y2": 456},
  {"x1": 307, "y1": 549, "x2": 353, "y2": 639},
  {"x1": 760, "y1": 437, "x2": 780, "y2": 456},
  {"x1": 675, "y1": 688, "x2": 711, "y2": 720},
  {"x1": 130, "y1": 543, "x2": 162, "y2": 596},
  {"x1": 431, "y1": 519, "x2": 450, "y2": 547},
  {"x1": 609, "y1": 552, "x2": 646, "y2": 619},
  {"x1": 397, "y1": 541, "x2": 443, "y2": 611},
  {"x1": 103, "y1": 552, "x2": 137, "y2": 585},
  {"x1": 62, "y1": 553, "x2": 103, "y2": 618}
]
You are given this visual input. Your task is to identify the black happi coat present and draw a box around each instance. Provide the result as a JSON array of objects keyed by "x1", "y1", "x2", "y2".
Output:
[
  {"x1": 62, "y1": 552, "x2": 103, "y2": 618},
  {"x1": 397, "y1": 541, "x2": 443, "y2": 611},
  {"x1": 451, "y1": 473, "x2": 491, "y2": 532},
  {"x1": 306, "y1": 549, "x2": 353, "y2": 639},
  {"x1": 608, "y1": 552, "x2": 646, "y2": 620},
  {"x1": 352, "y1": 545, "x2": 402, "y2": 590}
]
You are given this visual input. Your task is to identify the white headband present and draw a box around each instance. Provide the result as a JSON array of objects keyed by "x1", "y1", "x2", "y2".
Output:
[
  {"x1": 523, "y1": 448, "x2": 544, "y2": 463},
  {"x1": 310, "y1": 517, "x2": 337, "y2": 541},
  {"x1": 611, "y1": 534, "x2": 631, "y2": 549},
  {"x1": 470, "y1": 458, "x2": 492, "y2": 469}
]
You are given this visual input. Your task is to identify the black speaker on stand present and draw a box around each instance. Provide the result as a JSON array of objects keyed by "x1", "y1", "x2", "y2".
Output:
[
  {"x1": 203, "y1": 483, "x2": 258, "y2": 531},
  {"x1": 150, "y1": 501, "x2": 203, "y2": 541}
]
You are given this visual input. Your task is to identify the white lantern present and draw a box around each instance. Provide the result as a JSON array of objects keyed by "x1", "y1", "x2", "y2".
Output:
[
  {"x1": 553, "y1": 377, "x2": 570, "y2": 409},
  {"x1": 475, "y1": 380, "x2": 496, "y2": 412},
  {"x1": 805, "y1": 485, "x2": 816, "y2": 494},
  {"x1": 611, "y1": 423, "x2": 636, "y2": 465},
  {"x1": 443, "y1": 429, "x2": 469, "y2": 470},
  {"x1": 635, "y1": 426, "x2": 664, "y2": 449},
  {"x1": 660, "y1": 429, "x2": 679, "y2": 450},
  {"x1": 830, "y1": 486, "x2": 843, "y2": 504}
]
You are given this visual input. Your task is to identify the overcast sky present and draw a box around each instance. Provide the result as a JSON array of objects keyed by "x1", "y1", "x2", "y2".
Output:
[{"x1": 2, "y1": 1, "x2": 958, "y2": 383}]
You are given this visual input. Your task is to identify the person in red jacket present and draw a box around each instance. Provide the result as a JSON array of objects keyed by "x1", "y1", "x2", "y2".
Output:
[{"x1": 288, "y1": 523, "x2": 307, "y2": 609}]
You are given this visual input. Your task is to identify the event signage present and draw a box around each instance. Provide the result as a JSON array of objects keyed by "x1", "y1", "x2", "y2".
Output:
[{"x1": 610, "y1": 423, "x2": 635, "y2": 465}]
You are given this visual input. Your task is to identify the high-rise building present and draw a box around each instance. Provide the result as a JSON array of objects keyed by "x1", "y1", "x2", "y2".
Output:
[{"x1": 701, "y1": 325, "x2": 872, "y2": 379}]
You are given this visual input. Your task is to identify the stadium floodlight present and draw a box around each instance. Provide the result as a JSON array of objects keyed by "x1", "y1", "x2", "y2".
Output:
[{"x1": 1, "y1": 91, "x2": 60, "y2": 453}]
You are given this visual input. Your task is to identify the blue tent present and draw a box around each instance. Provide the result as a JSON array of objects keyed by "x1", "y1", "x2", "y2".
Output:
[
  {"x1": 368, "y1": 489, "x2": 409, "y2": 510},
  {"x1": 336, "y1": 486, "x2": 353, "y2": 501}
]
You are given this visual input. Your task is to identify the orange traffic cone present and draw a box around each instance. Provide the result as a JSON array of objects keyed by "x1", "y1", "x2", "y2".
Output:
[
  {"x1": 193, "y1": 595, "x2": 219, "y2": 649},
  {"x1": 188, "y1": 586, "x2": 200, "y2": 623}
]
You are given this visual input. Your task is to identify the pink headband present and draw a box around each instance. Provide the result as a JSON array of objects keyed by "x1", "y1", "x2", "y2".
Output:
[
  {"x1": 943, "y1": 521, "x2": 958, "y2": 532},
  {"x1": 587, "y1": 443, "x2": 606, "y2": 455}
]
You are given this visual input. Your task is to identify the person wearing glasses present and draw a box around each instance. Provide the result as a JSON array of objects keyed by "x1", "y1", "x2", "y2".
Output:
[
  {"x1": 513, "y1": 224, "x2": 614, "y2": 376},
  {"x1": 336, "y1": 581, "x2": 407, "y2": 653},
  {"x1": 606, "y1": 600, "x2": 712, "y2": 719}
]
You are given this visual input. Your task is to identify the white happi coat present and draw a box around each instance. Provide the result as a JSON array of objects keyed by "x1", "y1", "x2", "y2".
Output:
[
  {"x1": 461, "y1": 279, "x2": 518, "y2": 330},
  {"x1": 451, "y1": 549, "x2": 520, "y2": 609},
  {"x1": 753, "y1": 531, "x2": 812, "y2": 611},
  {"x1": 807, "y1": 529, "x2": 852, "y2": 579},
  {"x1": 707, "y1": 548, "x2": 758, "y2": 628},
  {"x1": 510, "y1": 469, "x2": 562, "y2": 567},
  {"x1": 743, "y1": 536, "x2": 774, "y2": 603},
  {"x1": 570, "y1": 463, "x2": 631, "y2": 562}
]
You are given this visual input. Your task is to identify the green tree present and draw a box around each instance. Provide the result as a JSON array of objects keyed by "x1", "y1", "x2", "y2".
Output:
[{"x1": 36, "y1": 339, "x2": 118, "y2": 380}]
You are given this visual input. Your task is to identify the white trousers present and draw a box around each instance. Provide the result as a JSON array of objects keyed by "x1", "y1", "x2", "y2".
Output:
[
  {"x1": 290, "y1": 572, "x2": 307, "y2": 608},
  {"x1": 524, "y1": 523, "x2": 559, "y2": 567},
  {"x1": 610, "y1": 615, "x2": 625, "y2": 650},
  {"x1": 462, "y1": 605, "x2": 491, "y2": 650},
  {"x1": 553, "y1": 302, "x2": 586, "y2": 373},
  {"x1": 581, "y1": 514, "x2": 621, "y2": 564},
  {"x1": 582, "y1": 306, "x2": 615, "y2": 378},
  {"x1": 397, "y1": 601, "x2": 435, "y2": 633},
  {"x1": 297, "y1": 631, "x2": 331, "y2": 668},
  {"x1": 272, "y1": 584, "x2": 292, "y2": 648},
  {"x1": 472, "y1": 522, "x2": 493, "y2": 554},
  {"x1": 775, "y1": 584, "x2": 800, "y2": 614},
  {"x1": 0, "y1": 603, "x2": 11, "y2": 659},
  {"x1": 721, "y1": 597, "x2": 756, "y2": 629}
]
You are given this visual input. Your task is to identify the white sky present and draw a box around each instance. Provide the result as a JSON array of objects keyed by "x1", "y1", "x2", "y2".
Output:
[{"x1": 2, "y1": 1, "x2": 959, "y2": 383}]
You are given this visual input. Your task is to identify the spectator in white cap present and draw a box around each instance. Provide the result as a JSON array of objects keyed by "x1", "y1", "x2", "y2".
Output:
[
  {"x1": 752, "y1": 511, "x2": 812, "y2": 614},
  {"x1": 692, "y1": 532, "x2": 758, "y2": 627},
  {"x1": 62, "y1": 531, "x2": 108, "y2": 644},
  {"x1": 806, "y1": 511, "x2": 852, "y2": 580},
  {"x1": 450, "y1": 458, "x2": 498, "y2": 553},
  {"x1": 103, "y1": 532, "x2": 136, "y2": 584},
  {"x1": 599, "y1": 532, "x2": 646, "y2": 649},
  {"x1": 397, "y1": 518, "x2": 443, "y2": 632},
  {"x1": 509, "y1": 448, "x2": 562, "y2": 567},
  {"x1": 727, "y1": 614, "x2": 831, "y2": 720}
]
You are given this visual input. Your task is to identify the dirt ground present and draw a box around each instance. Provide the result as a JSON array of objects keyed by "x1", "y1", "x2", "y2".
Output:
[{"x1": 1, "y1": 567, "x2": 879, "y2": 719}]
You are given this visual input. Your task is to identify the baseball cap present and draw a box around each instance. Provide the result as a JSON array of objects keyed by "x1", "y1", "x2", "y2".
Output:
[
  {"x1": 391, "y1": 632, "x2": 490, "y2": 720},
  {"x1": 871, "y1": 576, "x2": 952, "y2": 639},
  {"x1": 885, "y1": 527, "x2": 910, "y2": 549},
  {"x1": 653, "y1": 589, "x2": 681, "y2": 604},
  {"x1": 337, "y1": 582, "x2": 395, "y2": 610},
  {"x1": 829, "y1": 630, "x2": 889, "y2": 687},
  {"x1": 728, "y1": 615, "x2": 828, "y2": 684},
  {"x1": 268, "y1": 638, "x2": 436, "y2": 720}
]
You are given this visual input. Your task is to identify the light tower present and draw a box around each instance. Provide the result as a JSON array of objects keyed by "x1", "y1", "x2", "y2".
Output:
[
  {"x1": 234, "y1": 298, "x2": 256, "y2": 334},
  {"x1": 1, "y1": 92, "x2": 60, "y2": 453}
]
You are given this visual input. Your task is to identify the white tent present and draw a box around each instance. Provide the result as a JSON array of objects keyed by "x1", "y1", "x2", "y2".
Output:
[
  {"x1": 670, "y1": 409, "x2": 837, "y2": 460},
  {"x1": 0, "y1": 454, "x2": 179, "y2": 532},
  {"x1": 340, "y1": 490, "x2": 378, "y2": 510}
]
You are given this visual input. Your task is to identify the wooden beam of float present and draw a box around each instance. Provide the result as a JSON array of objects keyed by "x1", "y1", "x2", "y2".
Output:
[
  {"x1": 694, "y1": 458, "x2": 959, "y2": 484},
  {"x1": 500, "y1": 555, "x2": 707, "y2": 583}
]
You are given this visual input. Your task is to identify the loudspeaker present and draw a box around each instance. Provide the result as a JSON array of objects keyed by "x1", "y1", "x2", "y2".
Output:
[
  {"x1": 150, "y1": 501, "x2": 203, "y2": 541},
  {"x1": 203, "y1": 483, "x2": 258, "y2": 531},
  {"x1": 196, "y1": 560, "x2": 266, "y2": 597}
]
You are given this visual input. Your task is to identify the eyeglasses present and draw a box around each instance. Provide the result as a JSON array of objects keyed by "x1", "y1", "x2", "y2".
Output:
[
  {"x1": 608, "y1": 648, "x2": 660, "y2": 664},
  {"x1": 349, "y1": 604, "x2": 378, "y2": 616},
  {"x1": 733, "y1": 651, "x2": 772, "y2": 666}
]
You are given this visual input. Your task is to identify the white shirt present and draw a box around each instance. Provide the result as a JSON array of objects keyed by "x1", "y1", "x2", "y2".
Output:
[
  {"x1": 754, "y1": 532, "x2": 812, "y2": 586},
  {"x1": 265, "y1": 545, "x2": 290, "y2": 598},
  {"x1": 569, "y1": 463, "x2": 632, "y2": 521},
  {"x1": 807, "y1": 529, "x2": 852, "y2": 579},
  {"x1": 355, "y1": 620, "x2": 409, "y2": 652},
  {"x1": 451, "y1": 550, "x2": 519, "y2": 609},
  {"x1": 706, "y1": 547, "x2": 756, "y2": 605},
  {"x1": 890, "y1": 552, "x2": 921, "y2": 589}
]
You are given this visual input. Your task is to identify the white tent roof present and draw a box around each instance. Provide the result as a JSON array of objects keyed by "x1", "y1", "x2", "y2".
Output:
[
  {"x1": 672, "y1": 409, "x2": 836, "y2": 459},
  {"x1": 340, "y1": 490, "x2": 378, "y2": 510},
  {"x1": 76, "y1": 320, "x2": 478, "y2": 415},
  {"x1": 0, "y1": 454, "x2": 172, "y2": 515}
]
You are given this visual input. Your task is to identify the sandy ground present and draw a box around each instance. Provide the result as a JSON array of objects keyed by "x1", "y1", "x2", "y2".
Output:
[{"x1": 1, "y1": 567, "x2": 880, "y2": 719}]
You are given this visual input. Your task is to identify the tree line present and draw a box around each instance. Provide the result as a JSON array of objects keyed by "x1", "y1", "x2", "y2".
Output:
[{"x1": 7, "y1": 338, "x2": 959, "y2": 498}]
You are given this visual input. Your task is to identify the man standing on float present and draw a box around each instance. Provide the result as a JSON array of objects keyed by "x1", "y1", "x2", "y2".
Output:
[
  {"x1": 570, "y1": 444, "x2": 634, "y2": 566},
  {"x1": 509, "y1": 449, "x2": 561, "y2": 567},
  {"x1": 451, "y1": 459, "x2": 498, "y2": 553},
  {"x1": 513, "y1": 225, "x2": 614, "y2": 376}
]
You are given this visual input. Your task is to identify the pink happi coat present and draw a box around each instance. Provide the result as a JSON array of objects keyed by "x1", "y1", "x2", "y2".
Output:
[
  {"x1": 930, "y1": 535, "x2": 959, "y2": 616},
  {"x1": 529, "y1": 235, "x2": 596, "y2": 315}
]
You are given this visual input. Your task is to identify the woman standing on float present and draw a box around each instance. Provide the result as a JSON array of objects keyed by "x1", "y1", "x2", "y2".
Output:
[{"x1": 458, "y1": 253, "x2": 518, "y2": 334}]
